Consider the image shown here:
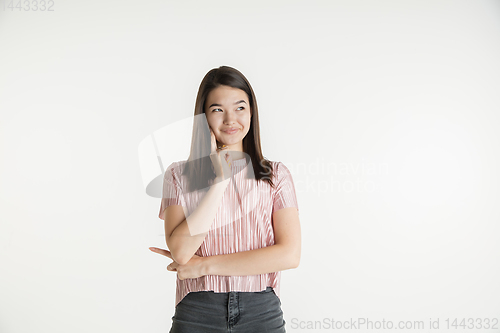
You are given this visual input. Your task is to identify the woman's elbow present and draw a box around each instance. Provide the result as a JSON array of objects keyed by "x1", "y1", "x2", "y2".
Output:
[
  {"x1": 290, "y1": 255, "x2": 300, "y2": 269},
  {"x1": 165, "y1": 240, "x2": 189, "y2": 266},
  {"x1": 175, "y1": 255, "x2": 190, "y2": 266},
  {"x1": 287, "y1": 249, "x2": 300, "y2": 269},
  {"x1": 170, "y1": 248, "x2": 190, "y2": 266}
]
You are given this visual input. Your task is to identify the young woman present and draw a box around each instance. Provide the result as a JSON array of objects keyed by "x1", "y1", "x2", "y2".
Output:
[{"x1": 149, "y1": 65, "x2": 301, "y2": 333}]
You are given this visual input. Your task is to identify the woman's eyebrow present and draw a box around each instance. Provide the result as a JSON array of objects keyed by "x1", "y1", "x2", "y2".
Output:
[{"x1": 208, "y1": 100, "x2": 247, "y2": 108}]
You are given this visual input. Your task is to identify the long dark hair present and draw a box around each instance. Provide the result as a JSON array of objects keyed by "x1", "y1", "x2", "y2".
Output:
[{"x1": 181, "y1": 66, "x2": 275, "y2": 192}]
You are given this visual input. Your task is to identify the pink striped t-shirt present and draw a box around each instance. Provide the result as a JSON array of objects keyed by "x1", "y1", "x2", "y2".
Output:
[{"x1": 159, "y1": 157, "x2": 299, "y2": 307}]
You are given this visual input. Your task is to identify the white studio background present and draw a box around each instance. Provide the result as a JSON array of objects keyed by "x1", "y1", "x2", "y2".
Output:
[{"x1": 1, "y1": 1, "x2": 499, "y2": 332}]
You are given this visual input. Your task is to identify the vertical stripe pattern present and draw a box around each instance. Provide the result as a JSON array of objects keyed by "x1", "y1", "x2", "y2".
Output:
[{"x1": 159, "y1": 158, "x2": 299, "y2": 307}]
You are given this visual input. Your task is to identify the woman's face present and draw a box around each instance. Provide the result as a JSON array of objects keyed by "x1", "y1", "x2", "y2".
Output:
[{"x1": 204, "y1": 85, "x2": 252, "y2": 152}]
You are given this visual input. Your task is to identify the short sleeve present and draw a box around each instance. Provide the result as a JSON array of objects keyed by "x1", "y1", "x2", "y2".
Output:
[
  {"x1": 158, "y1": 162, "x2": 183, "y2": 220},
  {"x1": 272, "y1": 162, "x2": 299, "y2": 215}
]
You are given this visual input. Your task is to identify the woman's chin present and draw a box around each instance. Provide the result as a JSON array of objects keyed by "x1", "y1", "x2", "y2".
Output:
[{"x1": 218, "y1": 140, "x2": 237, "y2": 147}]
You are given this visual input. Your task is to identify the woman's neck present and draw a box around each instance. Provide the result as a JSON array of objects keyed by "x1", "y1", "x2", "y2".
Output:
[{"x1": 231, "y1": 151, "x2": 246, "y2": 160}]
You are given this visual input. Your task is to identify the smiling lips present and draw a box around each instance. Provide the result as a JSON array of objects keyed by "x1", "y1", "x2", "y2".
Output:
[{"x1": 223, "y1": 128, "x2": 239, "y2": 134}]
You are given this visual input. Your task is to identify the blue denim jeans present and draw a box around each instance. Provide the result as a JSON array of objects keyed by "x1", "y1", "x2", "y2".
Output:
[{"x1": 169, "y1": 287, "x2": 286, "y2": 332}]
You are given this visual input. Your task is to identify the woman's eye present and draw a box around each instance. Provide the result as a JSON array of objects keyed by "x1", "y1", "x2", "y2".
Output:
[{"x1": 212, "y1": 107, "x2": 244, "y2": 112}]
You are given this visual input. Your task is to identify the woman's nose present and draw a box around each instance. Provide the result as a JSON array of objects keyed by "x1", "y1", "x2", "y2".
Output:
[{"x1": 224, "y1": 111, "x2": 237, "y2": 124}]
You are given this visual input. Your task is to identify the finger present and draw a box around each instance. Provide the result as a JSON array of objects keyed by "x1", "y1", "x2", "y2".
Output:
[
  {"x1": 217, "y1": 145, "x2": 230, "y2": 153},
  {"x1": 224, "y1": 151, "x2": 232, "y2": 166},
  {"x1": 213, "y1": 151, "x2": 225, "y2": 175},
  {"x1": 149, "y1": 247, "x2": 173, "y2": 259},
  {"x1": 210, "y1": 127, "x2": 217, "y2": 153},
  {"x1": 222, "y1": 152, "x2": 232, "y2": 171},
  {"x1": 149, "y1": 247, "x2": 170, "y2": 256}
]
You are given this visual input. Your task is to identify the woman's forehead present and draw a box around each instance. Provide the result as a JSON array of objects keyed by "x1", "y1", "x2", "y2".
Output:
[{"x1": 206, "y1": 87, "x2": 250, "y2": 108}]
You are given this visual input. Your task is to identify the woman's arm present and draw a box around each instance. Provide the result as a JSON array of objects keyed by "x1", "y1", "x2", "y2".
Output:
[
  {"x1": 202, "y1": 244, "x2": 297, "y2": 276},
  {"x1": 166, "y1": 129, "x2": 233, "y2": 265},
  {"x1": 154, "y1": 207, "x2": 301, "y2": 279},
  {"x1": 202, "y1": 207, "x2": 301, "y2": 276},
  {"x1": 165, "y1": 176, "x2": 230, "y2": 266}
]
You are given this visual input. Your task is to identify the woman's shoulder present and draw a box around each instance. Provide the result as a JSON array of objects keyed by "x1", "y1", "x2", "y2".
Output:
[
  {"x1": 165, "y1": 159, "x2": 189, "y2": 176},
  {"x1": 167, "y1": 159, "x2": 188, "y2": 168},
  {"x1": 262, "y1": 160, "x2": 295, "y2": 181},
  {"x1": 264, "y1": 159, "x2": 281, "y2": 166},
  {"x1": 266, "y1": 160, "x2": 290, "y2": 171}
]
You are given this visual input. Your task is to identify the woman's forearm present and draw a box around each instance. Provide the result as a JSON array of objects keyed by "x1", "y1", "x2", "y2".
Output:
[
  {"x1": 168, "y1": 176, "x2": 231, "y2": 265},
  {"x1": 201, "y1": 244, "x2": 299, "y2": 276}
]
